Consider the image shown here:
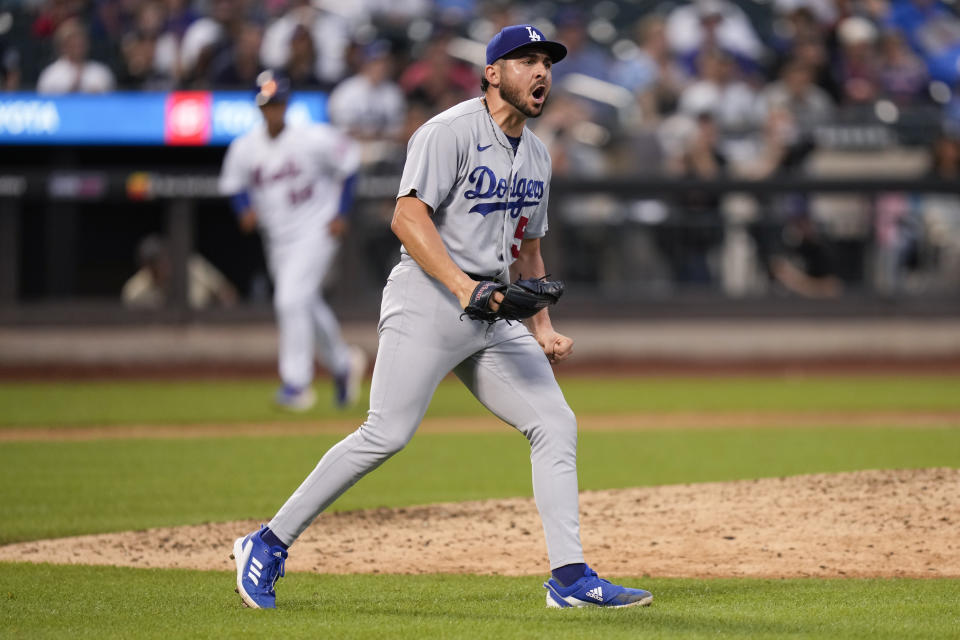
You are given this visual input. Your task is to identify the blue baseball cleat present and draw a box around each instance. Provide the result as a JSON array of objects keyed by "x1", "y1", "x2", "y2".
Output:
[
  {"x1": 275, "y1": 384, "x2": 316, "y2": 412},
  {"x1": 543, "y1": 566, "x2": 653, "y2": 608},
  {"x1": 231, "y1": 527, "x2": 288, "y2": 609}
]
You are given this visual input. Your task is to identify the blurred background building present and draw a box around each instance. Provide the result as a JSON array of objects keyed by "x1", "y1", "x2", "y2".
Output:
[{"x1": 2, "y1": 0, "x2": 960, "y2": 326}]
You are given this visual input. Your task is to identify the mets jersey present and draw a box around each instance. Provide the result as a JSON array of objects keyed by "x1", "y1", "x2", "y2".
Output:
[
  {"x1": 397, "y1": 97, "x2": 552, "y2": 280},
  {"x1": 219, "y1": 122, "x2": 360, "y2": 244}
]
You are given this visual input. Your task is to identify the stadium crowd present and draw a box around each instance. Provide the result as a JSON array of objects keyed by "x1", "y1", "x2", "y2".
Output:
[{"x1": 2, "y1": 0, "x2": 960, "y2": 297}]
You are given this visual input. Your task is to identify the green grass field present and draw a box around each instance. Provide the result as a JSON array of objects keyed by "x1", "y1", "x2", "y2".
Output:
[
  {"x1": 2, "y1": 375, "x2": 959, "y2": 427},
  {"x1": 2, "y1": 567, "x2": 958, "y2": 640},
  {"x1": 1, "y1": 375, "x2": 958, "y2": 638}
]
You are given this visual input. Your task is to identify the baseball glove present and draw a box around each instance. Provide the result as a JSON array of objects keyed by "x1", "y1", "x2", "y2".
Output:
[
  {"x1": 462, "y1": 276, "x2": 564, "y2": 323},
  {"x1": 462, "y1": 280, "x2": 505, "y2": 323}
]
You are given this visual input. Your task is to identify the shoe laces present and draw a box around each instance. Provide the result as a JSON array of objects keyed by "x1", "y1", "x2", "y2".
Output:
[
  {"x1": 582, "y1": 566, "x2": 614, "y2": 587},
  {"x1": 262, "y1": 548, "x2": 287, "y2": 590}
]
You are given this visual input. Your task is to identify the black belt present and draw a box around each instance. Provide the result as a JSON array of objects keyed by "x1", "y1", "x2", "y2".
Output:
[{"x1": 466, "y1": 272, "x2": 499, "y2": 282}]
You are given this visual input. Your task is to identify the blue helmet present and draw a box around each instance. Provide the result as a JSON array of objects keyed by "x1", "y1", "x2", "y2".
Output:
[{"x1": 255, "y1": 70, "x2": 291, "y2": 106}]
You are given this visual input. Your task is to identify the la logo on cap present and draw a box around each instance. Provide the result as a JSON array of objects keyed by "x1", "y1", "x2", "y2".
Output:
[{"x1": 485, "y1": 24, "x2": 567, "y2": 65}]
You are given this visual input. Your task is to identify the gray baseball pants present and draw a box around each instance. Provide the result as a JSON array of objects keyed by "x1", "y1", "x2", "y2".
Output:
[{"x1": 268, "y1": 259, "x2": 584, "y2": 569}]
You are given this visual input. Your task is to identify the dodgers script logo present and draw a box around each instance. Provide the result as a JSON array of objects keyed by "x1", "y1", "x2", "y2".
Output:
[
  {"x1": 464, "y1": 166, "x2": 544, "y2": 258},
  {"x1": 463, "y1": 166, "x2": 544, "y2": 218}
]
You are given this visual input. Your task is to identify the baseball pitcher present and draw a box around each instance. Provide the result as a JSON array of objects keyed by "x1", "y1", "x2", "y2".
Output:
[
  {"x1": 219, "y1": 70, "x2": 367, "y2": 411},
  {"x1": 232, "y1": 26, "x2": 653, "y2": 609}
]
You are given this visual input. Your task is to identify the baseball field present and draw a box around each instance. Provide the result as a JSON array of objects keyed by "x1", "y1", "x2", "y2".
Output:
[{"x1": 1, "y1": 372, "x2": 959, "y2": 638}]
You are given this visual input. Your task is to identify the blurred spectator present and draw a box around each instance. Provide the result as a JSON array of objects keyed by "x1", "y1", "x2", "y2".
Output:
[
  {"x1": 1, "y1": 38, "x2": 20, "y2": 90},
  {"x1": 363, "y1": 0, "x2": 432, "y2": 36},
  {"x1": 530, "y1": 90, "x2": 619, "y2": 286},
  {"x1": 664, "y1": 111, "x2": 725, "y2": 181},
  {"x1": 164, "y1": 0, "x2": 201, "y2": 39},
  {"x1": 116, "y1": 1, "x2": 177, "y2": 89},
  {"x1": 837, "y1": 0, "x2": 894, "y2": 24},
  {"x1": 209, "y1": 20, "x2": 263, "y2": 88},
  {"x1": 433, "y1": 0, "x2": 477, "y2": 26},
  {"x1": 834, "y1": 15, "x2": 883, "y2": 105},
  {"x1": 90, "y1": 0, "x2": 141, "y2": 67},
  {"x1": 470, "y1": 1, "x2": 524, "y2": 40},
  {"x1": 399, "y1": 97, "x2": 434, "y2": 145},
  {"x1": 532, "y1": 92, "x2": 609, "y2": 179},
  {"x1": 354, "y1": 97, "x2": 434, "y2": 286},
  {"x1": 141, "y1": 1, "x2": 181, "y2": 85},
  {"x1": 877, "y1": 28, "x2": 930, "y2": 104},
  {"x1": 315, "y1": 0, "x2": 370, "y2": 26},
  {"x1": 760, "y1": 213, "x2": 845, "y2": 297},
  {"x1": 118, "y1": 28, "x2": 162, "y2": 89},
  {"x1": 758, "y1": 61, "x2": 835, "y2": 152},
  {"x1": 677, "y1": 48, "x2": 760, "y2": 165},
  {"x1": 873, "y1": 189, "x2": 918, "y2": 296},
  {"x1": 550, "y1": 8, "x2": 613, "y2": 84},
  {"x1": 179, "y1": 0, "x2": 240, "y2": 87},
  {"x1": 146, "y1": 0, "x2": 201, "y2": 85},
  {"x1": 789, "y1": 35, "x2": 843, "y2": 102},
  {"x1": 771, "y1": 0, "x2": 837, "y2": 46},
  {"x1": 913, "y1": 134, "x2": 960, "y2": 290},
  {"x1": 327, "y1": 40, "x2": 405, "y2": 166},
  {"x1": 737, "y1": 62, "x2": 836, "y2": 180},
  {"x1": 885, "y1": 0, "x2": 960, "y2": 86},
  {"x1": 260, "y1": 0, "x2": 354, "y2": 86},
  {"x1": 29, "y1": 0, "x2": 86, "y2": 41},
  {"x1": 37, "y1": 17, "x2": 116, "y2": 94},
  {"x1": 122, "y1": 234, "x2": 238, "y2": 309},
  {"x1": 768, "y1": 2, "x2": 834, "y2": 85},
  {"x1": 665, "y1": 0, "x2": 767, "y2": 79},
  {"x1": 679, "y1": 50, "x2": 758, "y2": 131},
  {"x1": 612, "y1": 14, "x2": 689, "y2": 127},
  {"x1": 735, "y1": 107, "x2": 801, "y2": 179},
  {"x1": 364, "y1": 0, "x2": 433, "y2": 21},
  {"x1": 284, "y1": 23, "x2": 331, "y2": 91},
  {"x1": 660, "y1": 112, "x2": 727, "y2": 283},
  {"x1": 399, "y1": 30, "x2": 475, "y2": 111}
]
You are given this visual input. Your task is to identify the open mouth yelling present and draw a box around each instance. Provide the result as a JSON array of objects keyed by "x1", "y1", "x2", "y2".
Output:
[{"x1": 532, "y1": 85, "x2": 547, "y2": 105}]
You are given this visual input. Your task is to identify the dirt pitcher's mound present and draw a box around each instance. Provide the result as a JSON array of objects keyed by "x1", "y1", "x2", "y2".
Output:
[{"x1": 2, "y1": 468, "x2": 957, "y2": 578}]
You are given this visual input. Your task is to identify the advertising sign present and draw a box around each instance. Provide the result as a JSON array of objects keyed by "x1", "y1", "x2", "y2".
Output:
[{"x1": 0, "y1": 91, "x2": 328, "y2": 145}]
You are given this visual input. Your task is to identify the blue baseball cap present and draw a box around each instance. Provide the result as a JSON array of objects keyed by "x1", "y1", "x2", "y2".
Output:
[
  {"x1": 486, "y1": 24, "x2": 567, "y2": 66},
  {"x1": 255, "y1": 69, "x2": 291, "y2": 106},
  {"x1": 363, "y1": 39, "x2": 391, "y2": 61}
]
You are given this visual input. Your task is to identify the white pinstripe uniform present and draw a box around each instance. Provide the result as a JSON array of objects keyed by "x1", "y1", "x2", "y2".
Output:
[{"x1": 219, "y1": 121, "x2": 360, "y2": 395}]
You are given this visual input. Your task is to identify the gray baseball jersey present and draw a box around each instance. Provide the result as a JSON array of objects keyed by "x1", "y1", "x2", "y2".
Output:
[
  {"x1": 268, "y1": 96, "x2": 583, "y2": 572},
  {"x1": 397, "y1": 97, "x2": 551, "y2": 279}
]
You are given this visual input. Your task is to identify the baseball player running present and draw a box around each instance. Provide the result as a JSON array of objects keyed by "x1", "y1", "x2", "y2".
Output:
[
  {"x1": 232, "y1": 26, "x2": 653, "y2": 609},
  {"x1": 219, "y1": 70, "x2": 367, "y2": 411}
]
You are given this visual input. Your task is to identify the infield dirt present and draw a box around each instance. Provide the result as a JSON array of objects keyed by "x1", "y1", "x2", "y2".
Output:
[{"x1": 2, "y1": 467, "x2": 957, "y2": 579}]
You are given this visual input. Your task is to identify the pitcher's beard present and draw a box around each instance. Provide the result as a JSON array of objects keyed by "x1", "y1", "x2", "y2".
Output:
[{"x1": 499, "y1": 81, "x2": 546, "y2": 118}]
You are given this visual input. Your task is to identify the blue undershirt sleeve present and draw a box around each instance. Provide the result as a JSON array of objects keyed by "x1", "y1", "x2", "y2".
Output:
[
  {"x1": 229, "y1": 191, "x2": 251, "y2": 217},
  {"x1": 337, "y1": 173, "x2": 357, "y2": 217}
]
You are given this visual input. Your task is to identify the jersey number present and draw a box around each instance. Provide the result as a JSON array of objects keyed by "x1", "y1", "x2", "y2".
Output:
[
  {"x1": 510, "y1": 215, "x2": 529, "y2": 258},
  {"x1": 288, "y1": 184, "x2": 314, "y2": 206}
]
